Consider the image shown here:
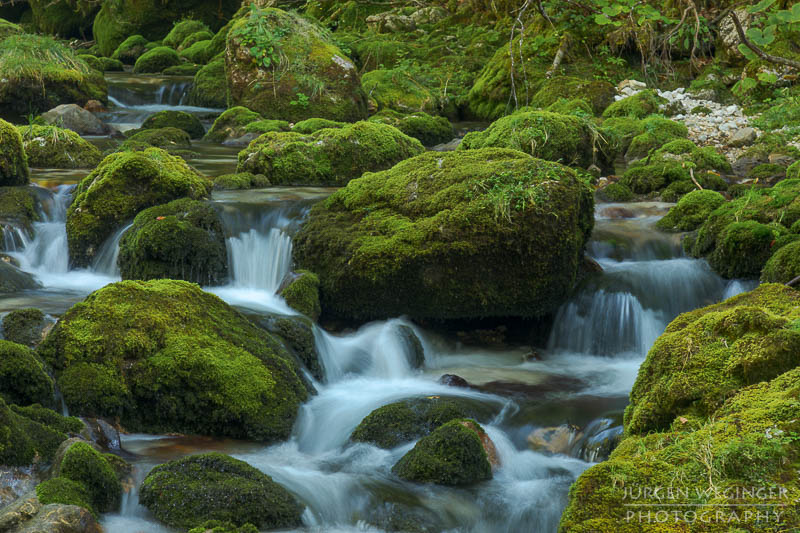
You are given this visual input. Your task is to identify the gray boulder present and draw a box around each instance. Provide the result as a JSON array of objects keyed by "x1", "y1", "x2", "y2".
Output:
[{"x1": 40, "y1": 105, "x2": 113, "y2": 136}]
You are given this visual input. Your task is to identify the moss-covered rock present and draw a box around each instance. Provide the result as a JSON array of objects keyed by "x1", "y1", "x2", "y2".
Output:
[
  {"x1": 141, "y1": 110, "x2": 205, "y2": 139},
  {"x1": 187, "y1": 54, "x2": 226, "y2": 108},
  {"x1": 0, "y1": 261, "x2": 40, "y2": 293},
  {"x1": 37, "y1": 280, "x2": 310, "y2": 441},
  {"x1": 237, "y1": 121, "x2": 424, "y2": 186},
  {"x1": 367, "y1": 110, "x2": 454, "y2": 146},
  {"x1": 162, "y1": 63, "x2": 201, "y2": 76},
  {"x1": 0, "y1": 397, "x2": 82, "y2": 466},
  {"x1": 761, "y1": 239, "x2": 800, "y2": 284},
  {"x1": 36, "y1": 477, "x2": 94, "y2": 514},
  {"x1": 788, "y1": 160, "x2": 799, "y2": 180},
  {"x1": 708, "y1": 220, "x2": 788, "y2": 279},
  {"x1": 392, "y1": 419, "x2": 492, "y2": 485},
  {"x1": 602, "y1": 89, "x2": 666, "y2": 119},
  {"x1": 226, "y1": 6, "x2": 367, "y2": 122},
  {"x1": 66, "y1": 147, "x2": 210, "y2": 267},
  {"x1": 362, "y1": 68, "x2": 438, "y2": 115},
  {"x1": 1, "y1": 308, "x2": 48, "y2": 348},
  {"x1": 58, "y1": 441, "x2": 121, "y2": 513},
  {"x1": 205, "y1": 106, "x2": 268, "y2": 143},
  {"x1": 188, "y1": 521, "x2": 258, "y2": 533},
  {"x1": 351, "y1": 398, "x2": 474, "y2": 449},
  {"x1": 293, "y1": 148, "x2": 593, "y2": 321},
  {"x1": 77, "y1": 54, "x2": 124, "y2": 73},
  {"x1": 258, "y1": 314, "x2": 321, "y2": 381},
  {"x1": 111, "y1": 35, "x2": 148, "y2": 64},
  {"x1": 596, "y1": 182, "x2": 633, "y2": 202},
  {"x1": 656, "y1": 189, "x2": 726, "y2": 232},
  {"x1": 531, "y1": 76, "x2": 616, "y2": 116},
  {"x1": 0, "y1": 186, "x2": 38, "y2": 236},
  {"x1": 0, "y1": 339, "x2": 53, "y2": 407},
  {"x1": 163, "y1": 20, "x2": 210, "y2": 49},
  {"x1": 29, "y1": 0, "x2": 98, "y2": 38},
  {"x1": 0, "y1": 120, "x2": 28, "y2": 186},
  {"x1": 179, "y1": 40, "x2": 213, "y2": 64},
  {"x1": 0, "y1": 34, "x2": 106, "y2": 120},
  {"x1": 623, "y1": 117, "x2": 688, "y2": 161},
  {"x1": 140, "y1": 452, "x2": 303, "y2": 530},
  {"x1": 292, "y1": 118, "x2": 346, "y2": 134},
  {"x1": 119, "y1": 127, "x2": 192, "y2": 151},
  {"x1": 118, "y1": 198, "x2": 228, "y2": 285},
  {"x1": 279, "y1": 270, "x2": 321, "y2": 320},
  {"x1": 133, "y1": 46, "x2": 181, "y2": 73},
  {"x1": 180, "y1": 30, "x2": 213, "y2": 50},
  {"x1": 17, "y1": 125, "x2": 102, "y2": 169},
  {"x1": 0, "y1": 17, "x2": 21, "y2": 39},
  {"x1": 212, "y1": 172, "x2": 270, "y2": 190}
]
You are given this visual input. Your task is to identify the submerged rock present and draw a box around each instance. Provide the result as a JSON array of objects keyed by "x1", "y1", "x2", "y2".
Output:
[{"x1": 293, "y1": 149, "x2": 594, "y2": 321}]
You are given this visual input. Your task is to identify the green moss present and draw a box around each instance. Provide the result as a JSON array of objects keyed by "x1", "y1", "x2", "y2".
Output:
[
  {"x1": 179, "y1": 40, "x2": 213, "y2": 64},
  {"x1": 118, "y1": 198, "x2": 228, "y2": 285},
  {"x1": 142, "y1": 110, "x2": 205, "y2": 139},
  {"x1": 708, "y1": 220, "x2": 785, "y2": 279},
  {"x1": 10, "y1": 403, "x2": 84, "y2": 434},
  {"x1": 59, "y1": 441, "x2": 121, "y2": 513},
  {"x1": 748, "y1": 163, "x2": 787, "y2": 182},
  {"x1": 787, "y1": 160, "x2": 799, "y2": 180},
  {"x1": 0, "y1": 34, "x2": 106, "y2": 120},
  {"x1": 37, "y1": 280, "x2": 309, "y2": 441},
  {"x1": 279, "y1": 270, "x2": 321, "y2": 320},
  {"x1": 163, "y1": 20, "x2": 210, "y2": 48},
  {"x1": 187, "y1": 55, "x2": 226, "y2": 108},
  {"x1": 362, "y1": 68, "x2": 438, "y2": 115},
  {"x1": 0, "y1": 17, "x2": 21, "y2": 39},
  {"x1": 0, "y1": 397, "x2": 79, "y2": 466},
  {"x1": 292, "y1": 118, "x2": 346, "y2": 134},
  {"x1": 596, "y1": 182, "x2": 633, "y2": 202},
  {"x1": 188, "y1": 521, "x2": 258, "y2": 533},
  {"x1": 244, "y1": 119, "x2": 291, "y2": 135},
  {"x1": 213, "y1": 172, "x2": 270, "y2": 190},
  {"x1": 140, "y1": 452, "x2": 303, "y2": 530},
  {"x1": 0, "y1": 119, "x2": 28, "y2": 186},
  {"x1": 602, "y1": 90, "x2": 666, "y2": 119},
  {"x1": 293, "y1": 148, "x2": 593, "y2": 321},
  {"x1": 367, "y1": 109, "x2": 454, "y2": 146},
  {"x1": 133, "y1": 46, "x2": 181, "y2": 74},
  {"x1": 1, "y1": 308, "x2": 46, "y2": 347},
  {"x1": 392, "y1": 419, "x2": 492, "y2": 485},
  {"x1": 761, "y1": 239, "x2": 800, "y2": 284},
  {"x1": 227, "y1": 7, "x2": 367, "y2": 122},
  {"x1": 352, "y1": 398, "x2": 473, "y2": 449},
  {"x1": 237, "y1": 121, "x2": 424, "y2": 186},
  {"x1": 36, "y1": 477, "x2": 94, "y2": 514},
  {"x1": 77, "y1": 55, "x2": 124, "y2": 72},
  {"x1": 0, "y1": 339, "x2": 53, "y2": 407},
  {"x1": 162, "y1": 63, "x2": 200, "y2": 76},
  {"x1": 0, "y1": 186, "x2": 37, "y2": 233},
  {"x1": 29, "y1": 0, "x2": 97, "y2": 38},
  {"x1": 544, "y1": 97, "x2": 593, "y2": 117},
  {"x1": 66, "y1": 147, "x2": 210, "y2": 267},
  {"x1": 599, "y1": 116, "x2": 645, "y2": 157},
  {"x1": 259, "y1": 314, "x2": 321, "y2": 381},
  {"x1": 204, "y1": 106, "x2": 263, "y2": 143},
  {"x1": 111, "y1": 35, "x2": 148, "y2": 64},
  {"x1": 624, "y1": 117, "x2": 688, "y2": 160},
  {"x1": 459, "y1": 110, "x2": 599, "y2": 170},
  {"x1": 530, "y1": 76, "x2": 615, "y2": 116},
  {"x1": 208, "y1": 20, "x2": 232, "y2": 58},
  {"x1": 179, "y1": 30, "x2": 213, "y2": 51},
  {"x1": 752, "y1": 97, "x2": 800, "y2": 131},
  {"x1": 656, "y1": 190, "x2": 726, "y2": 232},
  {"x1": 17, "y1": 125, "x2": 102, "y2": 169},
  {"x1": 121, "y1": 127, "x2": 192, "y2": 151}
]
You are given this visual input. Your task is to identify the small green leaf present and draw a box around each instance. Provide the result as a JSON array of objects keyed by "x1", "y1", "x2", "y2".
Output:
[
  {"x1": 738, "y1": 44, "x2": 760, "y2": 61},
  {"x1": 740, "y1": 77, "x2": 758, "y2": 91},
  {"x1": 757, "y1": 72, "x2": 778, "y2": 84},
  {"x1": 594, "y1": 14, "x2": 614, "y2": 25},
  {"x1": 748, "y1": 0, "x2": 777, "y2": 13},
  {"x1": 683, "y1": 37, "x2": 689, "y2": 49}
]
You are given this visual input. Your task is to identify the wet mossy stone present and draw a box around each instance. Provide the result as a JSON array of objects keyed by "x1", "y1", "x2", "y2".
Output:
[
  {"x1": 259, "y1": 314, "x2": 321, "y2": 381},
  {"x1": 188, "y1": 521, "x2": 259, "y2": 533},
  {"x1": 278, "y1": 270, "x2": 321, "y2": 320},
  {"x1": 141, "y1": 110, "x2": 205, "y2": 139},
  {"x1": 37, "y1": 280, "x2": 310, "y2": 441},
  {"x1": 237, "y1": 121, "x2": 424, "y2": 186},
  {"x1": 118, "y1": 198, "x2": 228, "y2": 286},
  {"x1": 361, "y1": 69, "x2": 439, "y2": 116},
  {"x1": 708, "y1": 220, "x2": 786, "y2": 279},
  {"x1": 392, "y1": 419, "x2": 492, "y2": 485},
  {"x1": 77, "y1": 55, "x2": 124, "y2": 73},
  {"x1": 119, "y1": 127, "x2": 192, "y2": 151},
  {"x1": 0, "y1": 339, "x2": 54, "y2": 407},
  {"x1": 624, "y1": 117, "x2": 689, "y2": 161},
  {"x1": 111, "y1": 35, "x2": 148, "y2": 64},
  {"x1": 0, "y1": 34, "x2": 107, "y2": 121},
  {"x1": 188, "y1": 55, "x2": 226, "y2": 108},
  {"x1": 1, "y1": 308, "x2": 48, "y2": 348},
  {"x1": 625, "y1": 283, "x2": 800, "y2": 435},
  {"x1": 140, "y1": 452, "x2": 303, "y2": 530},
  {"x1": 530, "y1": 76, "x2": 616, "y2": 116},
  {"x1": 367, "y1": 110, "x2": 454, "y2": 147},
  {"x1": 179, "y1": 31, "x2": 213, "y2": 51},
  {"x1": 66, "y1": 148, "x2": 210, "y2": 268},
  {"x1": 596, "y1": 182, "x2": 633, "y2": 202},
  {"x1": 0, "y1": 397, "x2": 82, "y2": 466},
  {"x1": 163, "y1": 20, "x2": 210, "y2": 49},
  {"x1": 656, "y1": 190, "x2": 726, "y2": 232},
  {"x1": 204, "y1": 106, "x2": 270, "y2": 143},
  {"x1": 29, "y1": 0, "x2": 97, "y2": 38},
  {"x1": 0, "y1": 261, "x2": 41, "y2": 293},
  {"x1": 16, "y1": 125, "x2": 102, "y2": 169},
  {"x1": 602, "y1": 89, "x2": 666, "y2": 119},
  {"x1": 179, "y1": 40, "x2": 213, "y2": 65},
  {"x1": 351, "y1": 398, "x2": 473, "y2": 449},
  {"x1": 293, "y1": 149, "x2": 593, "y2": 321},
  {"x1": 162, "y1": 63, "x2": 201, "y2": 76},
  {"x1": 36, "y1": 477, "x2": 94, "y2": 515},
  {"x1": 0, "y1": 186, "x2": 38, "y2": 234},
  {"x1": 58, "y1": 441, "x2": 121, "y2": 513},
  {"x1": 212, "y1": 172, "x2": 270, "y2": 190},
  {"x1": 459, "y1": 110, "x2": 600, "y2": 170},
  {"x1": 0, "y1": 119, "x2": 29, "y2": 186},
  {"x1": 761, "y1": 240, "x2": 800, "y2": 284},
  {"x1": 226, "y1": 6, "x2": 368, "y2": 122},
  {"x1": 133, "y1": 46, "x2": 181, "y2": 74},
  {"x1": 292, "y1": 118, "x2": 346, "y2": 135}
]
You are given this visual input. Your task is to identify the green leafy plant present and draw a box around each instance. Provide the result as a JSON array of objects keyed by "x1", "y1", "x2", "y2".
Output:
[{"x1": 233, "y1": 5, "x2": 288, "y2": 70}]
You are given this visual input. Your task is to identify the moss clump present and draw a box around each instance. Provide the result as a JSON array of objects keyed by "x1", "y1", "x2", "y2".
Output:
[
  {"x1": 600, "y1": 116, "x2": 645, "y2": 157},
  {"x1": 17, "y1": 125, "x2": 102, "y2": 169},
  {"x1": 77, "y1": 55, "x2": 124, "y2": 73},
  {"x1": 1, "y1": 308, "x2": 47, "y2": 347},
  {"x1": 0, "y1": 339, "x2": 53, "y2": 407},
  {"x1": 11, "y1": 403, "x2": 84, "y2": 435},
  {"x1": 367, "y1": 109, "x2": 454, "y2": 147},
  {"x1": 602, "y1": 89, "x2": 666, "y2": 119},
  {"x1": 133, "y1": 46, "x2": 181, "y2": 74},
  {"x1": 142, "y1": 110, "x2": 205, "y2": 139},
  {"x1": 0, "y1": 34, "x2": 106, "y2": 120},
  {"x1": 0, "y1": 120, "x2": 28, "y2": 186},
  {"x1": 279, "y1": 270, "x2": 321, "y2": 320},
  {"x1": 656, "y1": 189, "x2": 726, "y2": 232},
  {"x1": 111, "y1": 35, "x2": 148, "y2": 64},
  {"x1": 28, "y1": 0, "x2": 97, "y2": 38},
  {"x1": 596, "y1": 182, "x2": 633, "y2": 202},
  {"x1": 761, "y1": 240, "x2": 800, "y2": 283},
  {"x1": 0, "y1": 186, "x2": 38, "y2": 235},
  {"x1": 226, "y1": 6, "x2": 367, "y2": 122},
  {"x1": 188, "y1": 521, "x2": 258, "y2": 533},
  {"x1": 36, "y1": 477, "x2": 94, "y2": 514},
  {"x1": 213, "y1": 172, "x2": 270, "y2": 190},
  {"x1": 66, "y1": 147, "x2": 209, "y2": 267},
  {"x1": 140, "y1": 452, "x2": 303, "y2": 530},
  {"x1": 708, "y1": 221, "x2": 785, "y2": 279},
  {"x1": 118, "y1": 198, "x2": 228, "y2": 286},
  {"x1": 293, "y1": 148, "x2": 593, "y2": 321},
  {"x1": 351, "y1": 398, "x2": 473, "y2": 449},
  {"x1": 179, "y1": 30, "x2": 213, "y2": 50},
  {"x1": 163, "y1": 20, "x2": 210, "y2": 49},
  {"x1": 362, "y1": 69, "x2": 438, "y2": 115},
  {"x1": 392, "y1": 419, "x2": 492, "y2": 485},
  {"x1": 460, "y1": 110, "x2": 600, "y2": 170},
  {"x1": 530, "y1": 76, "x2": 615, "y2": 116},
  {"x1": 204, "y1": 106, "x2": 263, "y2": 143},
  {"x1": 624, "y1": 116, "x2": 688, "y2": 161},
  {"x1": 162, "y1": 63, "x2": 200, "y2": 76},
  {"x1": 179, "y1": 40, "x2": 213, "y2": 64},
  {"x1": 244, "y1": 119, "x2": 291, "y2": 136},
  {"x1": 259, "y1": 314, "x2": 321, "y2": 381},
  {"x1": 0, "y1": 17, "x2": 21, "y2": 39},
  {"x1": 0, "y1": 397, "x2": 81, "y2": 466},
  {"x1": 59, "y1": 441, "x2": 121, "y2": 513},
  {"x1": 788, "y1": 160, "x2": 799, "y2": 180},
  {"x1": 188, "y1": 55, "x2": 226, "y2": 108},
  {"x1": 292, "y1": 118, "x2": 346, "y2": 134},
  {"x1": 237, "y1": 121, "x2": 424, "y2": 186},
  {"x1": 120, "y1": 127, "x2": 192, "y2": 151},
  {"x1": 37, "y1": 280, "x2": 309, "y2": 441}
]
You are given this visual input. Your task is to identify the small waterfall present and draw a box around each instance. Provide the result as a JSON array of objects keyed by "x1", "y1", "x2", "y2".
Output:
[
  {"x1": 92, "y1": 223, "x2": 133, "y2": 277},
  {"x1": 108, "y1": 80, "x2": 194, "y2": 108},
  {"x1": 11, "y1": 186, "x2": 72, "y2": 275},
  {"x1": 228, "y1": 228, "x2": 293, "y2": 292},
  {"x1": 1, "y1": 224, "x2": 29, "y2": 253}
]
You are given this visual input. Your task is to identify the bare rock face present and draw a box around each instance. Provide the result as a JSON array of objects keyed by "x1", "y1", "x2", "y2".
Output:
[
  {"x1": 40, "y1": 105, "x2": 112, "y2": 136},
  {"x1": 718, "y1": 10, "x2": 753, "y2": 60}
]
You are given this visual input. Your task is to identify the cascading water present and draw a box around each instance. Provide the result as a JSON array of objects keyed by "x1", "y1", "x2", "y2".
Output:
[
  {"x1": 92, "y1": 223, "x2": 134, "y2": 277},
  {"x1": 228, "y1": 228, "x2": 293, "y2": 292}
]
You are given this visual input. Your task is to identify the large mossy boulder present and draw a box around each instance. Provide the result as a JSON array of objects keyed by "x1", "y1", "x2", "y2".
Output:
[
  {"x1": 226, "y1": 6, "x2": 368, "y2": 122},
  {"x1": 111, "y1": 35, "x2": 148, "y2": 64},
  {"x1": 141, "y1": 110, "x2": 205, "y2": 139},
  {"x1": 55, "y1": 441, "x2": 122, "y2": 513},
  {"x1": 761, "y1": 240, "x2": 800, "y2": 283},
  {"x1": 602, "y1": 89, "x2": 666, "y2": 119},
  {"x1": 293, "y1": 148, "x2": 593, "y2": 321},
  {"x1": 0, "y1": 398, "x2": 84, "y2": 466},
  {"x1": 367, "y1": 110, "x2": 454, "y2": 147},
  {"x1": 118, "y1": 198, "x2": 228, "y2": 286},
  {"x1": 656, "y1": 189, "x2": 726, "y2": 232},
  {"x1": 530, "y1": 76, "x2": 616, "y2": 116},
  {"x1": 560, "y1": 284, "x2": 800, "y2": 532},
  {"x1": 163, "y1": 19, "x2": 210, "y2": 49},
  {"x1": 188, "y1": 55, "x2": 227, "y2": 108},
  {"x1": 0, "y1": 34, "x2": 106, "y2": 121},
  {"x1": 119, "y1": 127, "x2": 192, "y2": 151},
  {"x1": 0, "y1": 339, "x2": 54, "y2": 407},
  {"x1": 0, "y1": 119, "x2": 29, "y2": 186},
  {"x1": 133, "y1": 46, "x2": 181, "y2": 74},
  {"x1": 37, "y1": 280, "x2": 310, "y2": 441},
  {"x1": 140, "y1": 452, "x2": 303, "y2": 530},
  {"x1": 17, "y1": 125, "x2": 102, "y2": 169},
  {"x1": 392, "y1": 419, "x2": 492, "y2": 485},
  {"x1": 205, "y1": 106, "x2": 266, "y2": 143},
  {"x1": 361, "y1": 69, "x2": 439, "y2": 116},
  {"x1": 29, "y1": 0, "x2": 98, "y2": 38},
  {"x1": 237, "y1": 121, "x2": 424, "y2": 186},
  {"x1": 66, "y1": 148, "x2": 210, "y2": 268}
]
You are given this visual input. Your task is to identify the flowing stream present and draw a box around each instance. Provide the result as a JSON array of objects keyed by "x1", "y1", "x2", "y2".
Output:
[{"x1": 0, "y1": 75, "x2": 758, "y2": 532}]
